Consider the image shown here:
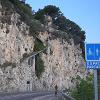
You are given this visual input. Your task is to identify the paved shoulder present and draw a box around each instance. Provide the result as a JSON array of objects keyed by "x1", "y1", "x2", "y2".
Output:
[
  {"x1": 33, "y1": 94, "x2": 64, "y2": 100},
  {"x1": 0, "y1": 91, "x2": 64, "y2": 100}
]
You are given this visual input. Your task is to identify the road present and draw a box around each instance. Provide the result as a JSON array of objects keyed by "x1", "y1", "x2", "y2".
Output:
[{"x1": 0, "y1": 91, "x2": 64, "y2": 100}]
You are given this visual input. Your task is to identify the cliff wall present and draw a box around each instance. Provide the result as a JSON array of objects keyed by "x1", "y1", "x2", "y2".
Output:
[{"x1": 0, "y1": 0, "x2": 86, "y2": 92}]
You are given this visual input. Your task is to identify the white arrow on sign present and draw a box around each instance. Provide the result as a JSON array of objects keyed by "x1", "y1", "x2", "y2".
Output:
[
  {"x1": 88, "y1": 48, "x2": 93, "y2": 55},
  {"x1": 96, "y1": 48, "x2": 99, "y2": 56}
]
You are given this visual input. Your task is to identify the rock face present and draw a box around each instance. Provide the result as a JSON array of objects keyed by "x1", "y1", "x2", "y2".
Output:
[
  {"x1": 35, "y1": 32, "x2": 86, "y2": 91},
  {"x1": 0, "y1": 1, "x2": 86, "y2": 92},
  {"x1": 0, "y1": 1, "x2": 35, "y2": 92}
]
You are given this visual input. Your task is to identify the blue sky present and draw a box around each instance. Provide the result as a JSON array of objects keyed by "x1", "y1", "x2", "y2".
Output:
[{"x1": 26, "y1": 0, "x2": 100, "y2": 43}]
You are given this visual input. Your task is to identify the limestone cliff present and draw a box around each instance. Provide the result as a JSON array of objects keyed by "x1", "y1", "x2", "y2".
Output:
[
  {"x1": 0, "y1": 0, "x2": 86, "y2": 92},
  {"x1": 0, "y1": 0, "x2": 35, "y2": 92},
  {"x1": 34, "y1": 16, "x2": 86, "y2": 90}
]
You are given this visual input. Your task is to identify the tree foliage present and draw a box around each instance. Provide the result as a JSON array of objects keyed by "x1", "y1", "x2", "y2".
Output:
[
  {"x1": 9, "y1": 0, "x2": 32, "y2": 17},
  {"x1": 54, "y1": 15, "x2": 86, "y2": 43},
  {"x1": 34, "y1": 5, "x2": 62, "y2": 23},
  {"x1": 71, "y1": 75, "x2": 94, "y2": 100}
]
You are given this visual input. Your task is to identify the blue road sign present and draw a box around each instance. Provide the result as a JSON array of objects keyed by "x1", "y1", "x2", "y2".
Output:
[
  {"x1": 85, "y1": 43, "x2": 100, "y2": 69},
  {"x1": 95, "y1": 44, "x2": 100, "y2": 60},
  {"x1": 86, "y1": 44, "x2": 95, "y2": 60}
]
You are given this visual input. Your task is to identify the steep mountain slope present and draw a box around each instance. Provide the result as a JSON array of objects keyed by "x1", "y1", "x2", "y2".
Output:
[{"x1": 0, "y1": 0, "x2": 86, "y2": 92}]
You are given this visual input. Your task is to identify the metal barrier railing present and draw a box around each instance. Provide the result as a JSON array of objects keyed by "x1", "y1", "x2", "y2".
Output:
[
  {"x1": 62, "y1": 88, "x2": 95, "y2": 100},
  {"x1": 62, "y1": 90, "x2": 75, "y2": 100},
  {"x1": 62, "y1": 93, "x2": 75, "y2": 100}
]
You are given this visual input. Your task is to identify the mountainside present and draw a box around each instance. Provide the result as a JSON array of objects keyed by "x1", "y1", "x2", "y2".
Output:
[{"x1": 0, "y1": 0, "x2": 86, "y2": 92}]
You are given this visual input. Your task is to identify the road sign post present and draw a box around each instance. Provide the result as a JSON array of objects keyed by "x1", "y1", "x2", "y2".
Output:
[
  {"x1": 97, "y1": 70, "x2": 100, "y2": 100},
  {"x1": 94, "y1": 70, "x2": 98, "y2": 100},
  {"x1": 85, "y1": 43, "x2": 100, "y2": 100}
]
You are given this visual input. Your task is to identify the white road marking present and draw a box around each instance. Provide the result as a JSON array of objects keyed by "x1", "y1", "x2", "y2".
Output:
[{"x1": 96, "y1": 48, "x2": 99, "y2": 56}]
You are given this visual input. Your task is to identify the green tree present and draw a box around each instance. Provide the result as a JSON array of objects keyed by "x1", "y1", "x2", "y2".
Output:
[
  {"x1": 43, "y1": 5, "x2": 62, "y2": 19},
  {"x1": 34, "y1": 5, "x2": 62, "y2": 23},
  {"x1": 71, "y1": 75, "x2": 94, "y2": 100}
]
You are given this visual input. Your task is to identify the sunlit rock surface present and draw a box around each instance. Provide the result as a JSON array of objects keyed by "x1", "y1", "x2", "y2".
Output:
[{"x1": 0, "y1": 1, "x2": 86, "y2": 92}]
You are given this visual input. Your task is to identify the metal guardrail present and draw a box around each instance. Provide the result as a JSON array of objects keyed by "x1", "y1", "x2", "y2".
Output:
[{"x1": 62, "y1": 91, "x2": 75, "y2": 100}]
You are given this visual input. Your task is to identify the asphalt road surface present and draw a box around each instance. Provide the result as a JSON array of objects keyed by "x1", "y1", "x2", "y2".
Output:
[{"x1": 0, "y1": 91, "x2": 64, "y2": 100}]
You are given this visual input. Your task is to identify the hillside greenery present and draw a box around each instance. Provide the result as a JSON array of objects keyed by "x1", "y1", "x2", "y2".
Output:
[{"x1": 71, "y1": 75, "x2": 94, "y2": 100}]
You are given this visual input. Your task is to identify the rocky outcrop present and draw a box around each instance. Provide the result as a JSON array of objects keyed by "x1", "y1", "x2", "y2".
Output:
[
  {"x1": 34, "y1": 24, "x2": 86, "y2": 90},
  {"x1": 0, "y1": 1, "x2": 35, "y2": 92},
  {"x1": 0, "y1": 1, "x2": 86, "y2": 92}
]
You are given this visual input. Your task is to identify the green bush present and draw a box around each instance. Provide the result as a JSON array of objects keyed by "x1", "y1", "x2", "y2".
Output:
[
  {"x1": 9, "y1": 0, "x2": 33, "y2": 24},
  {"x1": 9, "y1": 0, "x2": 32, "y2": 16},
  {"x1": 71, "y1": 75, "x2": 94, "y2": 100},
  {"x1": 34, "y1": 5, "x2": 62, "y2": 23},
  {"x1": 35, "y1": 54, "x2": 45, "y2": 78},
  {"x1": 34, "y1": 38, "x2": 45, "y2": 52},
  {"x1": 29, "y1": 19, "x2": 45, "y2": 36}
]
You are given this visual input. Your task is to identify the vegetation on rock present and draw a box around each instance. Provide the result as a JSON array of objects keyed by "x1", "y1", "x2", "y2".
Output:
[
  {"x1": 8, "y1": 0, "x2": 44, "y2": 36},
  {"x1": 34, "y1": 5, "x2": 86, "y2": 57},
  {"x1": 34, "y1": 5, "x2": 62, "y2": 23},
  {"x1": 35, "y1": 54, "x2": 45, "y2": 78},
  {"x1": 34, "y1": 38, "x2": 45, "y2": 78},
  {"x1": 34, "y1": 38, "x2": 45, "y2": 52}
]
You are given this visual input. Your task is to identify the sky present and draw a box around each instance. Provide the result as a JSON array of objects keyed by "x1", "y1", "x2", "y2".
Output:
[{"x1": 26, "y1": 0, "x2": 100, "y2": 43}]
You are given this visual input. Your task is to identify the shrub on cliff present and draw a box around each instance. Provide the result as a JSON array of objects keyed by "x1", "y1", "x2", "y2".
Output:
[
  {"x1": 8, "y1": 0, "x2": 44, "y2": 36},
  {"x1": 35, "y1": 54, "x2": 45, "y2": 78},
  {"x1": 34, "y1": 5, "x2": 62, "y2": 23},
  {"x1": 34, "y1": 38, "x2": 45, "y2": 52},
  {"x1": 9, "y1": 0, "x2": 32, "y2": 17}
]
